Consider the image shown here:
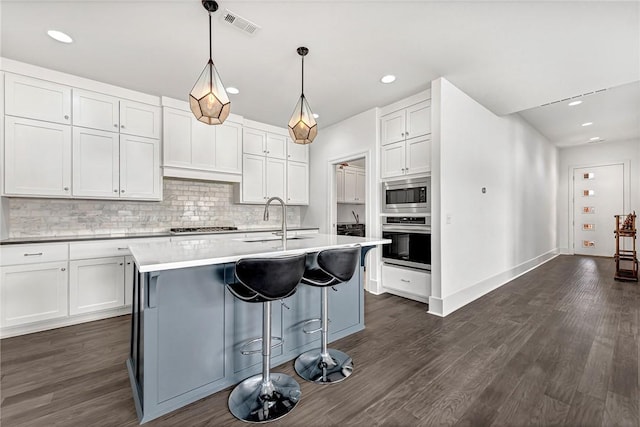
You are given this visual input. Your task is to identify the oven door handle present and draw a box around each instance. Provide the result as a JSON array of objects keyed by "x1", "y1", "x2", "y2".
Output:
[{"x1": 382, "y1": 226, "x2": 431, "y2": 233}]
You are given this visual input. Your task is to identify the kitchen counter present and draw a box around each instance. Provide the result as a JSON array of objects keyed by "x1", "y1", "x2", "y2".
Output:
[
  {"x1": 130, "y1": 233, "x2": 387, "y2": 272},
  {"x1": 0, "y1": 227, "x2": 320, "y2": 245},
  {"x1": 127, "y1": 233, "x2": 389, "y2": 423}
]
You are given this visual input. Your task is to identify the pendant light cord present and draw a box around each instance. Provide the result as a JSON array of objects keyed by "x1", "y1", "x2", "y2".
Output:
[
  {"x1": 208, "y1": 12, "x2": 213, "y2": 61},
  {"x1": 301, "y1": 54, "x2": 305, "y2": 96}
]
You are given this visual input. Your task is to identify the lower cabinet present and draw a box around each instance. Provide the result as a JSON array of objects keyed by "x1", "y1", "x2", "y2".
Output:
[
  {"x1": 282, "y1": 284, "x2": 322, "y2": 352},
  {"x1": 0, "y1": 261, "x2": 68, "y2": 328},
  {"x1": 69, "y1": 257, "x2": 126, "y2": 315},
  {"x1": 382, "y1": 263, "x2": 431, "y2": 302}
]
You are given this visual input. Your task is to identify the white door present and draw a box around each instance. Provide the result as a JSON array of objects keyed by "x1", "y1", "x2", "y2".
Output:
[
  {"x1": 406, "y1": 136, "x2": 431, "y2": 176},
  {"x1": 215, "y1": 121, "x2": 242, "y2": 173},
  {"x1": 4, "y1": 117, "x2": 72, "y2": 197},
  {"x1": 266, "y1": 134, "x2": 287, "y2": 159},
  {"x1": 287, "y1": 138, "x2": 308, "y2": 163},
  {"x1": 266, "y1": 157, "x2": 286, "y2": 200},
  {"x1": 4, "y1": 74, "x2": 71, "y2": 124},
  {"x1": 191, "y1": 118, "x2": 216, "y2": 170},
  {"x1": 119, "y1": 100, "x2": 161, "y2": 139},
  {"x1": 242, "y1": 154, "x2": 266, "y2": 202},
  {"x1": 69, "y1": 257, "x2": 125, "y2": 315},
  {"x1": 72, "y1": 127, "x2": 120, "y2": 198},
  {"x1": 0, "y1": 262, "x2": 68, "y2": 327},
  {"x1": 381, "y1": 141, "x2": 406, "y2": 179},
  {"x1": 119, "y1": 135, "x2": 161, "y2": 200},
  {"x1": 72, "y1": 89, "x2": 119, "y2": 132},
  {"x1": 573, "y1": 164, "x2": 624, "y2": 257},
  {"x1": 344, "y1": 168, "x2": 357, "y2": 202},
  {"x1": 380, "y1": 110, "x2": 405, "y2": 145},
  {"x1": 163, "y1": 108, "x2": 194, "y2": 168},
  {"x1": 287, "y1": 161, "x2": 309, "y2": 205},
  {"x1": 406, "y1": 100, "x2": 431, "y2": 139},
  {"x1": 243, "y1": 128, "x2": 266, "y2": 155},
  {"x1": 355, "y1": 170, "x2": 366, "y2": 204}
]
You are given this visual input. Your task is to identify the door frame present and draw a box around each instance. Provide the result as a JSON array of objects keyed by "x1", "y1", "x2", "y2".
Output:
[{"x1": 568, "y1": 160, "x2": 630, "y2": 255}]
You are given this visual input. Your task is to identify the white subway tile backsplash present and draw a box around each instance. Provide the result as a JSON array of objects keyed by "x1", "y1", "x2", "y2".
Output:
[{"x1": 6, "y1": 178, "x2": 301, "y2": 238}]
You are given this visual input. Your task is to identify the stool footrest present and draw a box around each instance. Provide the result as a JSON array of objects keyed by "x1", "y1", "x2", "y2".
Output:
[{"x1": 240, "y1": 336, "x2": 283, "y2": 355}]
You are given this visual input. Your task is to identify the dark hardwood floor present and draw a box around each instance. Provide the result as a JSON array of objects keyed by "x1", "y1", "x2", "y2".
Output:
[{"x1": 1, "y1": 255, "x2": 638, "y2": 426}]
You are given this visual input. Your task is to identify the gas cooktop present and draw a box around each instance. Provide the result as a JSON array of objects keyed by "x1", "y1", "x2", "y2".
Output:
[{"x1": 170, "y1": 226, "x2": 238, "y2": 234}]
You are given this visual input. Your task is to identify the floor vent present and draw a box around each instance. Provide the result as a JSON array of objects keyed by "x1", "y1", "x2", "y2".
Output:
[{"x1": 221, "y1": 9, "x2": 261, "y2": 36}]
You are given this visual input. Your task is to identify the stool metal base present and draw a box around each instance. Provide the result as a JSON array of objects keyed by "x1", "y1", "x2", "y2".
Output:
[
  {"x1": 294, "y1": 348, "x2": 353, "y2": 384},
  {"x1": 228, "y1": 373, "x2": 301, "y2": 423}
]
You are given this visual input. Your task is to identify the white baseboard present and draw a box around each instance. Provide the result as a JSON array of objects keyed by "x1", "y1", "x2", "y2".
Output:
[
  {"x1": 431, "y1": 249, "x2": 559, "y2": 317},
  {"x1": 365, "y1": 279, "x2": 382, "y2": 294},
  {"x1": 1, "y1": 306, "x2": 131, "y2": 338},
  {"x1": 558, "y1": 247, "x2": 573, "y2": 255}
]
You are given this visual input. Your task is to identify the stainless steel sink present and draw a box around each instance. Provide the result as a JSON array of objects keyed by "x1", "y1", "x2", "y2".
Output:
[{"x1": 234, "y1": 235, "x2": 313, "y2": 243}]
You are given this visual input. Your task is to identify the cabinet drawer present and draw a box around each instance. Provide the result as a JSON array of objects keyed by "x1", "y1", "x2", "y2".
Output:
[
  {"x1": 382, "y1": 263, "x2": 431, "y2": 299},
  {"x1": 0, "y1": 243, "x2": 69, "y2": 266},
  {"x1": 69, "y1": 238, "x2": 166, "y2": 259}
]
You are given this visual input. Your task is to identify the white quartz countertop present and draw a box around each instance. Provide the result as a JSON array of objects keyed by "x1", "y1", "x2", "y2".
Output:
[{"x1": 129, "y1": 233, "x2": 391, "y2": 272}]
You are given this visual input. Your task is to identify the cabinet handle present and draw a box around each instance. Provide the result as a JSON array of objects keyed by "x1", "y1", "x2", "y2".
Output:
[
  {"x1": 121, "y1": 189, "x2": 125, "y2": 193},
  {"x1": 119, "y1": 263, "x2": 124, "y2": 266},
  {"x1": 400, "y1": 279, "x2": 411, "y2": 283},
  {"x1": 127, "y1": 262, "x2": 131, "y2": 265},
  {"x1": 121, "y1": 125, "x2": 126, "y2": 129},
  {"x1": 280, "y1": 300, "x2": 290, "y2": 310},
  {"x1": 406, "y1": 131, "x2": 409, "y2": 136},
  {"x1": 61, "y1": 267, "x2": 66, "y2": 271},
  {"x1": 64, "y1": 115, "x2": 69, "y2": 120},
  {"x1": 401, "y1": 132, "x2": 405, "y2": 137},
  {"x1": 117, "y1": 247, "x2": 128, "y2": 250},
  {"x1": 405, "y1": 167, "x2": 409, "y2": 172},
  {"x1": 114, "y1": 189, "x2": 118, "y2": 193},
  {"x1": 64, "y1": 187, "x2": 69, "y2": 191},
  {"x1": 114, "y1": 124, "x2": 118, "y2": 128},
  {"x1": 23, "y1": 252, "x2": 43, "y2": 257}
]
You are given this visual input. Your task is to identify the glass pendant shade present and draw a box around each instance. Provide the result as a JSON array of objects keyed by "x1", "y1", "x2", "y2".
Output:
[
  {"x1": 288, "y1": 94, "x2": 317, "y2": 144},
  {"x1": 189, "y1": 59, "x2": 230, "y2": 125}
]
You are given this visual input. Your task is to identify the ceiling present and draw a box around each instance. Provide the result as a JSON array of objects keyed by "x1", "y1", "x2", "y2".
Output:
[{"x1": 1, "y1": 1, "x2": 639, "y2": 147}]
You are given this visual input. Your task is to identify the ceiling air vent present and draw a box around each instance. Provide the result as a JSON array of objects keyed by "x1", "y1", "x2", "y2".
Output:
[{"x1": 221, "y1": 9, "x2": 261, "y2": 36}]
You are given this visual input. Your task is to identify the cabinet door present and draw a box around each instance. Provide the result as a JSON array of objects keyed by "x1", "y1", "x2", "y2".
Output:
[
  {"x1": 4, "y1": 74, "x2": 71, "y2": 125},
  {"x1": 287, "y1": 137, "x2": 308, "y2": 163},
  {"x1": 343, "y1": 168, "x2": 357, "y2": 202},
  {"x1": 72, "y1": 89, "x2": 119, "y2": 132},
  {"x1": 266, "y1": 133, "x2": 287, "y2": 160},
  {"x1": 241, "y1": 154, "x2": 266, "y2": 202},
  {"x1": 215, "y1": 121, "x2": 242, "y2": 173},
  {"x1": 243, "y1": 128, "x2": 266, "y2": 155},
  {"x1": 119, "y1": 100, "x2": 161, "y2": 139},
  {"x1": 163, "y1": 108, "x2": 194, "y2": 168},
  {"x1": 69, "y1": 257, "x2": 125, "y2": 315},
  {"x1": 125, "y1": 256, "x2": 134, "y2": 307},
  {"x1": 4, "y1": 117, "x2": 72, "y2": 197},
  {"x1": 328, "y1": 266, "x2": 361, "y2": 335},
  {"x1": 282, "y1": 284, "x2": 321, "y2": 352},
  {"x1": 381, "y1": 141, "x2": 406, "y2": 179},
  {"x1": 0, "y1": 262, "x2": 68, "y2": 327},
  {"x1": 266, "y1": 157, "x2": 286, "y2": 200},
  {"x1": 119, "y1": 135, "x2": 161, "y2": 200},
  {"x1": 380, "y1": 109, "x2": 406, "y2": 145},
  {"x1": 336, "y1": 168, "x2": 345, "y2": 203},
  {"x1": 72, "y1": 127, "x2": 120, "y2": 198},
  {"x1": 287, "y1": 161, "x2": 309, "y2": 205},
  {"x1": 355, "y1": 170, "x2": 366, "y2": 204},
  {"x1": 405, "y1": 100, "x2": 431, "y2": 140},
  {"x1": 406, "y1": 136, "x2": 431, "y2": 176},
  {"x1": 191, "y1": 118, "x2": 216, "y2": 170}
]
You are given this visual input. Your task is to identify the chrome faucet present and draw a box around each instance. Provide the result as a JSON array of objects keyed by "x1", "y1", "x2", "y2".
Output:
[{"x1": 263, "y1": 196, "x2": 287, "y2": 239}]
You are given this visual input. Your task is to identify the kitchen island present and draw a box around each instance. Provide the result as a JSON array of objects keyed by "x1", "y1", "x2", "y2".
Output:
[{"x1": 126, "y1": 233, "x2": 389, "y2": 423}]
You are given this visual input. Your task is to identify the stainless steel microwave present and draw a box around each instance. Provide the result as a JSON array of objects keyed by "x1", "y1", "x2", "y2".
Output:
[{"x1": 382, "y1": 177, "x2": 430, "y2": 213}]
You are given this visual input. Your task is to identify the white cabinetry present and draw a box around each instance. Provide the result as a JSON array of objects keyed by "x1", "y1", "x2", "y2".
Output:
[
  {"x1": 287, "y1": 161, "x2": 309, "y2": 205},
  {"x1": 163, "y1": 106, "x2": 242, "y2": 182},
  {"x1": 380, "y1": 99, "x2": 431, "y2": 179},
  {"x1": 382, "y1": 263, "x2": 431, "y2": 303},
  {"x1": 4, "y1": 117, "x2": 72, "y2": 197},
  {"x1": 337, "y1": 166, "x2": 365, "y2": 204},
  {"x1": 4, "y1": 73, "x2": 71, "y2": 125},
  {"x1": 120, "y1": 135, "x2": 161, "y2": 200},
  {"x1": 380, "y1": 100, "x2": 431, "y2": 145},
  {"x1": 120, "y1": 99, "x2": 161, "y2": 139},
  {"x1": 69, "y1": 257, "x2": 125, "y2": 315},
  {"x1": 125, "y1": 256, "x2": 135, "y2": 307},
  {"x1": 239, "y1": 128, "x2": 287, "y2": 203},
  {"x1": 0, "y1": 243, "x2": 69, "y2": 328}
]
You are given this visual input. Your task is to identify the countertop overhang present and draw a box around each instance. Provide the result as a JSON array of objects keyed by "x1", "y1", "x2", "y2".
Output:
[{"x1": 130, "y1": 233, "x2": 390, "y2": 272}]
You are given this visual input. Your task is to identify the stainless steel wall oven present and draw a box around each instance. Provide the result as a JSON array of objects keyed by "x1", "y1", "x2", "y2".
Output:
[{"x1": 381, "y1": 216, "x2": 431, "y2": 270}]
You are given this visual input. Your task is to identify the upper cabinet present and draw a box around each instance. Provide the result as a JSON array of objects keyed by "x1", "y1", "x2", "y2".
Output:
[
  {"x1": 4, "y1": 74, "x2": 71, "y2": 125},
  {"x1": 337, "y1": 166, "x2": 365, "y2": 204},
  {"x1": 243, "y1": 128, "x2": 286, "y2": 159},
  {"x1": 3, "y1": 68, "x2": 163, "y2": 200},
  {"x1": 380, "y1": 98, "x2": 431, "y2": 179},
  {"x1": 162, "y1": 105, "x2": 242, "y2": 182},
  {"x1": 380, "y1": 100, "x2": 431, "y2": 145}
]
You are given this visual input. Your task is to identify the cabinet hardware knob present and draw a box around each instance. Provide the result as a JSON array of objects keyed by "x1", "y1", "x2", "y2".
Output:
[
  {"x1": 64, "y1": 187, "x2": 69, "y2": 191},
  {"x1": 127, "y1": 262, "x2": 131, "y2": 265},
  {"x1": 114, "y1": 189, "x2": 118, "y2": 193},
  {"x1": 119, "y1": 263, "x2": 124, "y2": 266},
  {"x1": 114, "y1": 124, "x2": 118, "y2": 128},
  {"x1": 24, "y1": 252, "x2": 43, "y2": 257},
  {"x1": 406, "y1": 131, "x2": 409, "y2": 136},
  {"x1": 121, "y1": 125, "x2": 126, "y2": 129},
  {"x1": 61, "y1": 268, "x2": 66, "y2": 271},
  {"x1": 64, "y1": 115, "x2": 69, "y2": 120},
  {"x1": 121, "y1": 190, "x2": 125, "y2": 193},
  {"x1": 400, "y1": 279, "x2": 411, "y2": 283},
  {"x1": 401, "y1": 132, "x2": 405, "y2": 136},
  {"x1": 405, "y1": 168, "x2": 409, "y2": 172}
]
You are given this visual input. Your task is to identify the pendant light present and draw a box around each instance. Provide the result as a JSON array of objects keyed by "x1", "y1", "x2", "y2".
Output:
[
  {"x1": 189, "y1": 0, "x2": 230, "y2": 125},
  {"x1": 288, "y1": 47, "x2": 317, "y2": 144}
]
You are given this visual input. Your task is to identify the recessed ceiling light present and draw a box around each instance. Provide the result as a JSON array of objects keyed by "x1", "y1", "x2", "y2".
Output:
[
  {"x1": 581, "y1": 122, "x2": 593, "y2": 127},
  {"x1": 589, "y1": 137, "x2": 600, "y2": 141},
  {"x1": 226, "y1": 87, "x2": 239, "y2": 95},
  {"x1": 380, "y1": 75, "x2": 396, "y2": 84},
  {"x1": 47, "y1": 30, "x2": 73, "y2": 43},
  {"x1": 568, "y1": 100, "x2": 582, "y2": 106},
  {"x1": 313, "y1": 113, "x2": 319, "y2": 119}
]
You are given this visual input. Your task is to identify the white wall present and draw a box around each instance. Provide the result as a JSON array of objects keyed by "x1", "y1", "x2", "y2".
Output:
[
  {"x1": 337, "y1": 203, "x2": 366, "y2": 224},
  {"x1": 557, "y1": 139, "x2": 640, "y2": 252},
  {"x1": 430, "y1": 78, "x2": 558, "y2": 316},
  {"x1": 302, "y1": 108, "x2": 381, "y2": 290}
]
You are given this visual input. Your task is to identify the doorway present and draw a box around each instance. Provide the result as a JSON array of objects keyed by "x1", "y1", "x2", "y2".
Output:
[{"x1": 572, "y1": 163, "x2": 625, "y2": 257}]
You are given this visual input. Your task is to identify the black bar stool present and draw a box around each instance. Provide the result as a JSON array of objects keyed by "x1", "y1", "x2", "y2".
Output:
[
  {"x1": 227, "y1": 254, "x2": 306, "y2": 423},
  {"x1": 294, "y1": 245, "x2": 360, "y2": 384}
]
